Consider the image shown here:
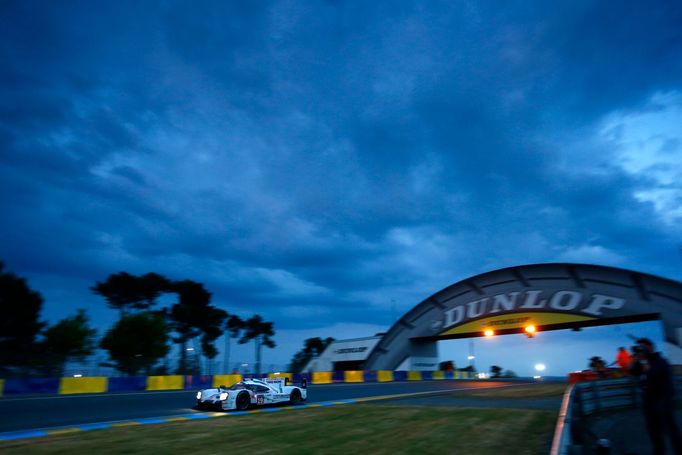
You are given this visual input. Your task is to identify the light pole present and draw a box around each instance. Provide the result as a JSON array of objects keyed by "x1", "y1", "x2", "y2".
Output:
[
  {"x1": 224, "y1": 333, "x2": 230, "y2": 374},
  {"x1": 468, "y1": 339, "x2": 476, "y2": 371}
]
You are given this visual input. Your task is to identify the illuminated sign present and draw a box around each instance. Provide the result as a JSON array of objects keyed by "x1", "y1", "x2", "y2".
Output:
[{"x1": 439, "y1": 290, "x2": 624, "y2": 336}]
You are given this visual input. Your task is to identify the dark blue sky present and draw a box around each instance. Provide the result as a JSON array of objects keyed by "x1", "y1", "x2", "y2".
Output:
[{"x1": 1, "y1": 1, "x2": 681, "y2": 374}]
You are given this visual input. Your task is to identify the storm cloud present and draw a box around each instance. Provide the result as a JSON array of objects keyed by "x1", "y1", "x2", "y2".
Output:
[{"x1": 1, "y1": 1, "x2": 681, "y2": 371}]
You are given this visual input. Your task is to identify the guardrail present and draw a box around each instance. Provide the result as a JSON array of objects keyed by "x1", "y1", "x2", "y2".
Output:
[
  {"x1": 551, "y1": 376, "x2": 682, "y2": 455},
  {"x1": 0, "y1": 370, "x2": 479, "y2": 396}
]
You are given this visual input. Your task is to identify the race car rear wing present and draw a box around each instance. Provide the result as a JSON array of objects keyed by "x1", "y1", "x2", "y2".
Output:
[
  {"x1": 264, "y1": 376, "x2": 307, "y2": 390},
  {"x1": 264, "y1": 377, "x2": 286, "y2": 392}
]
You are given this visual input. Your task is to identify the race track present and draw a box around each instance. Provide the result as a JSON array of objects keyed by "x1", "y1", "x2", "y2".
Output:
[{"x1": 0, "y1": 380, "x2": 527, "y2": 433}]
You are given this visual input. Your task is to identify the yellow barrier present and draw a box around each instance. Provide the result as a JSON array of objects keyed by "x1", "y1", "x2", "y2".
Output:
[
  {"x1": 0, "y1": 379, "x2": 4, "y2": 397},
  {"x1": 267, "y1": 372, "x2": 293, "y2": 383},
  {"x1": 431, "y1": 371, "x2": 444, "y2": 380},
  {"x1": 312, "y1": 371, "x2": 332, "y2": 384},
  {"x1": 407, "y1": 371, "x2": 422, "y2": 381},
  {"x1": 59, "y1": 377, "x2": 108, "y2": 395},
  {"x1": 212, "y1": 374, "x2": 243, "y2": 388},
  {"x1": 377, "y1": 370, "x2": 393, "y2": 382},
  {"x1": 146, "y1": 375, "x2": 184, "y2": 391},
  {"x1": 344, "y1": 370, "x2": 364, "y2": 383}
]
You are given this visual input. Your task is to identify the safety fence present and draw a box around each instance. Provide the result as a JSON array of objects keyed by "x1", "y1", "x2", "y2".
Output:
[
  {"x1": 550, "y1": 376, "x2": 682, "y2": 455},
  {"x1": 0, "y1": 370, "x2": 476, "y2": 396}
]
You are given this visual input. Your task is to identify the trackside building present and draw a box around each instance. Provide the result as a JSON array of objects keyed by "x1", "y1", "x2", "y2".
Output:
[{"x1": 302, "y1": 336, "x2": 382, "y2": 372}]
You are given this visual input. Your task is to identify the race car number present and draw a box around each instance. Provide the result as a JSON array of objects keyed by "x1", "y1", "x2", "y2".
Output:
[{"x1": 256, "y1": 395, "x2": 264, "y2": 405}]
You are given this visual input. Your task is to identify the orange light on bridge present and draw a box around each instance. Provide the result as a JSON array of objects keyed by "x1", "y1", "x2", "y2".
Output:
[
  {"x1": 483, "y1": 329, "x2": 495, "y2": 337},
  {"x1": 525, "y1": 325, "x2": 536, "y2": 337}
]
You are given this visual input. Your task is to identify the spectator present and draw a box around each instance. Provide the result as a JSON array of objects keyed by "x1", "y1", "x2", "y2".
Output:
[
  {"x1": 630, "y1": 337, "x2": 682, "y2": 454},
  {"x1": 615, "y1": 346, "x2": 633, "y2": 372},
  {"x1": 589, "y1": 356, "x2": 607, "y2": 378}
]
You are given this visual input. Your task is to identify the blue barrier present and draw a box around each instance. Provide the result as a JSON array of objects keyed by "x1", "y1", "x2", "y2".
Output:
[
  {"x1": 363, "y1": 370, "x2": 378, "y2": 382},
  {"x1": 108, "y1": 376, "x2": 147, "y2": 392},
  {"x1": 4, "y1": 378, "x2": 59, "y2": 395},
  {"x1": 332, "y1": 371, "x2": 344, "y2": 383},
  {"x1": 293, "y1": 373, "x2": 311, "y2": 384},
  {"x1": 393, "y1": 371, "x2": 408, "y2": 381},
  {"x1": 184, "y1": 375, "x2": 212, "y2": 390},
  {"x1": 421, "y1": 371, "x2": 433, "y2": 380}
]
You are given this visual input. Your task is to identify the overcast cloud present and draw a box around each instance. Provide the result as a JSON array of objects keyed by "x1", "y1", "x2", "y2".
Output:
[{"x1": 1, "y1": 1, "x2": 681, "y2": 374}]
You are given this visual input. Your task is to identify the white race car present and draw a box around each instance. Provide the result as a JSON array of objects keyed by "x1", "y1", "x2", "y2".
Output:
[{"x1": 196, "y1": 377, "x2": 307, "y2": 411}]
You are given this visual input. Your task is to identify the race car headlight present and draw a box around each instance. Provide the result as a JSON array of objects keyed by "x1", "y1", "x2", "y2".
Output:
[
  {"x1": 196, "y1": 392, "x2": 202, "y2": 400},
  {"x1": 219, "y1": 392, "x2": 228, "y2": 401}
]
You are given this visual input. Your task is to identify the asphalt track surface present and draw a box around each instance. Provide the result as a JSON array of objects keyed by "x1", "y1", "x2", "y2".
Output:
[{"x1": 0, "y1": 380, "x2": 530, "y2": 433}]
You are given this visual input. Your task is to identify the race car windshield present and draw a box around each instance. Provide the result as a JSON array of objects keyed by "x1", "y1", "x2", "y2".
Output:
[{"x1": 228, "y1": 382, "x2": 246, "y2": 390}]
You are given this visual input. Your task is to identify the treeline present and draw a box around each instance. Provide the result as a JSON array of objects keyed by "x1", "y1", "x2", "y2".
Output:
[
  {"x1": 0, "y1": 262, "x2": 275, "y2": 378},
  {"x1": 288, "y1": 336, "x2": 334, "y2": 373}
]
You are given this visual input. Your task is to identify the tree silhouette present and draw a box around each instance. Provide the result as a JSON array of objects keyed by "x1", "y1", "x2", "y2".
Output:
[
  {"x1": 289, "y1": 337, "x2": 334, "y2": 373},
  {"x1": 100, "y1": 312, "x2": 169, "y2": 376},
  {"x1": 39, "y1": 309, "x2": 97, "y2": 377},
  {"x1": 168, "y1": 280, "x2": 226, "y2": 374},
  {"x1": 139, "y1": 273, "x2": 172, "y2": 308},
  {"x1": 438, "y1": 360, "x2": 456, "y2": 371},
  {"x1": 223, "y1": 314, "x2": 244, "y2": 373},
  {"x1": 91, "y1": 272, "x2": 170, "y2": 315},
  {"x1": 490, "y1": 365, "x2": 502, "y2": 378},
  {"x1": 0, "y1": 262, "x2": 45, "y2": 376},
  {"x1": 198, "y1": 305, "x2": 228, "y2": 374},
  {"x1": 239, "y1": 315, "x2": 276, "y2": 375}
]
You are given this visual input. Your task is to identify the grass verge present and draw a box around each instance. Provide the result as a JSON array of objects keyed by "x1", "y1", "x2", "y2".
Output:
[{"x1": 0, "y1": 404, "x2": 557, "y2": 454}]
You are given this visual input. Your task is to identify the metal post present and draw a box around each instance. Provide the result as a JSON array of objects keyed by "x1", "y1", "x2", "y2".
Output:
[
  {"x1": 468, "y1": 339, "x2": 476, "y2": 371},
  {"x1": 223, "y1": 333, "x2": 230, "y2": 374}
]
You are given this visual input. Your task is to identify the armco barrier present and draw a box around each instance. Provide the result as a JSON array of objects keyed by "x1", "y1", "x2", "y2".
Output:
[
  {"x1": 407, "y1": 371, "x2": 422, "y2": 381},
  {"x1": 0, "y1": 370, "x2": 481, "y2": 396},
  {"x1": 292, "y1": 373, "x2": 307, "y2": 384},
  {"x1": 344, "y1": 370, "x2": 364, "y2": 383},
  {"x1": 312, "y1": 371, "x2": 333, "y2": 384},
  {"x1": 184, "y1": 375, "x2": 212, "y2": 390},
  {"x1": 146, "y1": 375, "x2": 184, "y2": 391},
  {"x1": 4, "y1": 378, "x2": 59, "y2": 395},
  {"x1": 59, "y1": 377, "x2": 108, "y2": 395},
  {"x1": 377, "y1": 370, "x2": 393, "y2": 382},
  {"x1": 363, "y1": 370, "x2": 378, "y2": 382},
  {"x1": 212, "y1": 374, "x2": 242, "y2": 388},
  {"x1": 108, "y1": 376, "x2": 147, "y2": 392},
  {"x1": 393, "y1": 370, "x2": 408, "y2": 381}
]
